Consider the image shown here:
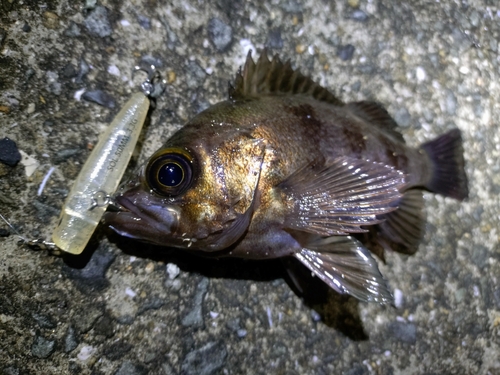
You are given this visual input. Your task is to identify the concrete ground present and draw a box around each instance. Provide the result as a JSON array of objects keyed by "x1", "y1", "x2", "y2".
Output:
[{"x1": 0, "y1": 0, "x2": 499, "y2": 374}]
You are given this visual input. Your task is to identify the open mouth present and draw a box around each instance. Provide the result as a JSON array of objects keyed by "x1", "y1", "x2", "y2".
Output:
[
  {"x1": 107, "y1": 195, "x2": 156, "y2": 218},
  {"x1": 104, "y1": 196, "x2": 149, "y2": 232},
  {"x1": 103, "y1": 194, "x2": 178, "y2": 243},
  {"x1": 113, "y1": 196, "x2": 136, "y2": 213}
]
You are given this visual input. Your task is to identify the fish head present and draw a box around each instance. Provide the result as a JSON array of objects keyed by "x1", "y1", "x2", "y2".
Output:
[{"x1": 105, "y1": 128, "x2": 266, "y2": 252}]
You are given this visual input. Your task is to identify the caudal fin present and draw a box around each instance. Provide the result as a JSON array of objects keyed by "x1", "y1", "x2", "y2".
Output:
[{"x1": 420, "y1": 128, "x2": 468, "y2": 200}]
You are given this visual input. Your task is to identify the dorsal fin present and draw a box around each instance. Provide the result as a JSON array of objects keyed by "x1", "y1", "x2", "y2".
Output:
[
  {"x1": 229, "y1": 50, "x2": 343, "y2": 106},
  {"x1": 346, "y1": 101, "x2": 405, "y2": 143}
]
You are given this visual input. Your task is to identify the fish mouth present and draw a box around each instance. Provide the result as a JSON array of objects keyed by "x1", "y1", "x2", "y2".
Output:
[
  {"x1": 113, "y1": 195, "x2": 142, "y2": 215},
  {"x1": 104, "y1": 195, "x2": 179, "y2": 244}
]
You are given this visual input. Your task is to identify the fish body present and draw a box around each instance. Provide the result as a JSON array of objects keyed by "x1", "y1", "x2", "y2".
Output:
[{"x1": 105, "y1": 52, "x2": 468, "y2": 304}]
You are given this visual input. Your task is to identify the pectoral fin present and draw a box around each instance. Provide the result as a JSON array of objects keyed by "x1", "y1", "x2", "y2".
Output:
[
  {"x1": 294, "y1": 235, "x2": 393, "y2": 304},
  {"x1": 279, "y1": 157, "x2": 406, "y2": 236}
]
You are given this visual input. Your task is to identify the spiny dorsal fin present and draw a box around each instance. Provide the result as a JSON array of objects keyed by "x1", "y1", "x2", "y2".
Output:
[{"x1": 229, "y1": 50, "x2": 343, "y2": 106}]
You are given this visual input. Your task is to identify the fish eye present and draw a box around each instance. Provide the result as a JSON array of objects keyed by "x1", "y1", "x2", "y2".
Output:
[{"x1": 146, "y1": 149, "x2": 193, "y2": 196}]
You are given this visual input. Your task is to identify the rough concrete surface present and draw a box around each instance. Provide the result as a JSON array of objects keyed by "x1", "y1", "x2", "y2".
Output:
[{"x1": 0, "y1": 1, "x2": 499, "y2": 374}]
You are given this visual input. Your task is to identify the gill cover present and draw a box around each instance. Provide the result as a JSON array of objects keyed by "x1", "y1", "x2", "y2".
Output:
[{"x1": 202, "y1": 137, "x2": 266, "y2": 250}]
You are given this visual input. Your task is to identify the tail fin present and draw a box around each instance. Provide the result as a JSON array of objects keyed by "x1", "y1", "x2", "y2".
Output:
[{"x1": 420, "y1": 128, "x2": 468, "y2": 200}]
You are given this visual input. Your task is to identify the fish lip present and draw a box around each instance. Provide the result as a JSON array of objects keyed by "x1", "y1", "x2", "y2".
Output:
[{"x1": 114, "y1": 196, "x2": 140, "y2": 215}]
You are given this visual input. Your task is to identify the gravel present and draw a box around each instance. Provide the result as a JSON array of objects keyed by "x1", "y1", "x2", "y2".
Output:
[{"x1": 0, "y1": 1, "x2": 498, "y2": 374}]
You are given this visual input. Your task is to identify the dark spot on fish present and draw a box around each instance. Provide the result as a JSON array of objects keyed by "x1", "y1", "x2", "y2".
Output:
[
  {"x1": 342, "y1": 125, "x2": 366, "y2": 155},
  {"x1": 285, "y1": 104, "x2": 323, "y2": 135}
]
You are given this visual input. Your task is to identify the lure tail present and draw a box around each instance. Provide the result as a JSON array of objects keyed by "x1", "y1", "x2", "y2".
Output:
[{"x1": 421, "y1": 128, "x2": 468, "y2": 200}]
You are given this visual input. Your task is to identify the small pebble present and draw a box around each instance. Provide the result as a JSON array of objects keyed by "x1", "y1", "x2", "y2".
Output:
[
  {"x1": 236, "y1": 329, "x2": 247, "y2": 338},
  {"x1": 469, "y1": 10, "x2": 480, "y2": 28},
  {"x1": 42, "y1": 11, "x2": 59, "y2": 29},
  {"x1": 125, "y1": 287, "x2": 137, "y2": 298},
  {"x1": 167, "y1": 71, "x2": 176, "y2": 84},
  {"x1": 394, "y1": 107, "x2": 412, "y2": 128},
  {"x1": 84, "y1": 6, "x2": 112, "y2": 37},
  {"x1": 27, "y1": 103, "x2": 36, "y2": 114},
  {"x1": 46, "y1": 71, "x2": 62, "y2": 95},
  {"x1": 181, "y1": 278, "x2": 209, "y2": 328},
  {"x1": 84, "y1": 0, "x2": 97, "y2": 10},
  {"x1": 394, "y1": 288, "x2": 404, "y2": 308},
  {"x1": 445, "y1": 90, "x2": 458, "y2": 115},
  {"x1": 77, "y1": 346, "x2": 95, "y2": 361},
  {"x1": 166, "y1": 263, "x2": 180, "y2": 279},
  {"x1": 62, "y1": 63, "x2": 77, "y2": 78},
  {"x1": 337, "y1": 44, "x2": 355, "y2": 61},
  {"x1": 31, "y1": 334, "x2": 56, "y2": 359},
  {"x1": 281, "y1": 0, "x2": 303, "y2": 13},
  {"x1": 185, "y1": 61, "x2": 207, "y2": 89},
  {"x1": 310, "y1": 309, "x2": 322, "y2": 322},
  {"x1": 64, "y1": 21, "x2": 81, "y2": 37},
  {"x1": 296, "y1": 44, "x2": 307, "y2": 54},
  {"x1": 141, "y1": 55, "x2": 164, "y2": 71},
  {"x1": 73, "y1": 305, "x2": 104, "y2": 334},
  {"x1": 107, "y1": 65, "x2": 120, "y2": 76},
  {"x1": 22, "y1": 23, "x2": 31, "y2": 32},
  {"x1": 350, "y1": 9, "x2": 368, "y2": 22},
  {"x1": 416, "y1": 66, "x2": 426, "y2": 81},
  {"x1": 207, "y1": 18, "x2": 233, "y2": 52},
  {"x1": 82, "y1": 90, "x2": 116, "y2": 108},
  {"x1": 145, "y1": 262, "x2": 155, "y2": 274},
  {"x1": 76, "y1": 58, "x2": 90, "y2": 83},
  {"x1": 0, "y1": 138, "x2": 22, "y2": 167},
  {"x1": 32, "y1": 313, "x2": 57, "y2": 329},
  {"x1": 389, "y1": 321, "x2": 417, "y2": 344},
  {"x1": 267, "y1": 28, "x2": 284, "y2": 49},
  {"x1": 64, "y1": 326, "x2": 79, "y2": 353},
  {"x1": 136, "y1": 14, "x2": 151, "y2": 30},
  {"x1": 54, "y1": 148, "x2": 80, "y2": 164},
  {"x1": 181, "y1": 341, "x2": 228, "y2": 375}
]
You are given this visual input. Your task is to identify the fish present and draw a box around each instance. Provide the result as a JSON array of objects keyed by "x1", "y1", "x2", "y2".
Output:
[{"x1": 105, "y1": 51, "x2": 468, "y2": 304}]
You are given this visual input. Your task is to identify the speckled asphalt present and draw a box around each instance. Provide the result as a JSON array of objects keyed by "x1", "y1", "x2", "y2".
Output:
[{"x1": 0, "y1": 1, "x2": 499, "y2": 374}]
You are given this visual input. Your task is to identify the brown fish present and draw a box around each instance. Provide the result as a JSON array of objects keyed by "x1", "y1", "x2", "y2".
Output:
[{"x1": 105, "y1": 51, "x2": 468, "y2": 304}]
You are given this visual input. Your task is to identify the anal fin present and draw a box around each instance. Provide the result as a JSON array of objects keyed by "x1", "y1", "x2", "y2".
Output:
[
  {"x1": 294, "y1": 235, "x2": 393, "y2": 304},
  {"x1": 376, "y1": 189, "x2": 425, "y2": 254},
  {"x1": 358, "y1": 189, "x2": 425, "y2": 257}
]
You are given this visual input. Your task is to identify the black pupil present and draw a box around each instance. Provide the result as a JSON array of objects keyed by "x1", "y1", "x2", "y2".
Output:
[{"x1": 158, "y1": 162, "x2": 183, "y2": 187}]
